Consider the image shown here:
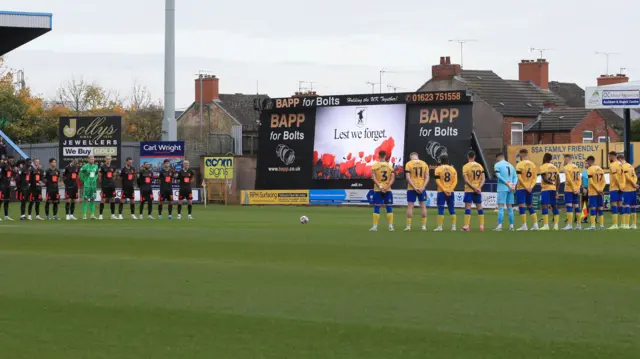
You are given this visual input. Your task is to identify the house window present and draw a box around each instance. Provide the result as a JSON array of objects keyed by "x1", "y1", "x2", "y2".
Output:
[
  {"x1": 582, "y1": 131, "x2": 594, "y2": 143},
  {"x1": 598, "y1": 136, "x2": 611, "y2": 143},
  {"x1": 511, "y1": 122, "x2": 523, "y2": 145}
]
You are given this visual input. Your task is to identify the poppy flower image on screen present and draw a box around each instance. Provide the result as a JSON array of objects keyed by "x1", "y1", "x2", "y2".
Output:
[{"x1": 312, "y1": 104, "x2": 406, "y2": 180}]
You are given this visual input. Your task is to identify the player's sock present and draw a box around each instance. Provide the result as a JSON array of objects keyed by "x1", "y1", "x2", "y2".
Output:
[
  {"x1": 89, "y1": 202, "x2": 95, "y2": 215},
  {"x1": 598, "y1": 211, "x2": 605, "y2": 227},
  {"x1": 625, "y1": 207, "x2": 631, "y2": 225},
  {"x1": 28, "y1": 202, "x2": 34, "y2": 215},
  {"x1": 65, "y1": 202, "x2": 70, "y2": 215},
  {"x1": 590, "y1": 209, "x2": 597, "y2": 227},
  {"x1": 372, "y1": 206, "x2": 380, "y2": 226},
  {"x1": 82, "y1": 201, "x2": 87, "y2": 216},
  {"x1": 553, "y1": 208, "x2": 559, "y2": 226},
  {"x1": 4, "y1": 200, "x2": 9, "y2": 216},
  {"x1": 450, "y1": 214, "x2": 457, "y2": 227},
  {"x1": 70, "y1": 202, "x2": 76, "y2": 215},
  {"x1": 188, "y1": 204, "x2": 192, "y2": 215},
  {"x1": 119, "y1": 203, "x2": 124, "y2": 215},
  {"x1": 464, "y1": 209, "x2": 471, "y2": 227},
  {"x1": 612, "y1": 206, "x2": 619, "y2": 226},
  {"x1": 406, "y1": 216, "x2": 412, "y2": 227},
  {"x1": 507, "y1": 207, "x2": 514, "y2": 225},
  {"x1": 632, "y1": 209, "x2": 637, "y2": 226},
  {"x1": 53, "y1": 203, "x2": 58, "y2": 216},
  {"x1": 158, "y1": 204, "x2": 163, "y2": 216},
  {"x1": 130, "y1": 203, "x2": 135, "y2": 215},
  {"x1": 110, "y1": 202, "x2": 115, "y2": 215},
  {"x1": 45, "y1": 202, "x2": 50, "y2": 217},
  {"x1": 148, "y1": 203, "x2": 153, "y2": 215},
  {"x1": 542, "y1": 208, "x2": 549, "y2": 226},
  {"x1": 99, "y1": 203, "x2": 104, "y2": 215},
  {"x1": 386, "y1": 212, "x2": 393, "y2": 225},
  {"x1": 437, "y1": 206, "x2": 444, "y2": 227},
  {"x1": 139, "y1": 203, "x2": 145, "y2": 215},
  {"x1": 421, "y1": 217, "x2": 427, "y2": 227},
  {"x1": 35, "y1": 202, "x2": 40, "y2": 216},
  {"x1": 20, "y1": 201, "x2": 26, "y2": 216},
  {"x1": 478, "y1": 209, "x2": 485, "y2": 227},
  {"x1": 566, "y1": 206, "x2": 574, "y2": 225},
  {"x1": 168, "y1": 204, "x2": 173, "y2": 215},
  {"x1": 177, "y1": 204, "x2": 182, "y2": 215},
  {"x1": 497, "y1": 207, "x2": 504, "y2": 225},
  {"x1": 529, "y1": 209, "x2": 537, "y2": 224}
]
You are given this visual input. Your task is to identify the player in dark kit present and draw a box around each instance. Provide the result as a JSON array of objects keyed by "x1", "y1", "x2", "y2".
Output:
[
  {"x1": 63, "y1": 159, "x2": 80, "y2": 220},
  {"x1": 0, "y1": 155, "x2": 16, "y2": 220},
  {"x1": 119, "y1": 157, "x2": 137, "y2": 220},
  {"x1": 157, "y1": 159, "x2": 175, "y2": 220},
  {"x1": 138, "y1": 161, "x2": 154, "y2": 219},
  {"x1": 28, "y1": 158, "x2": 45, "y2": 220},
  {"x1": 17, "y1": 159, "x2": 31, "y2": 220},
  {"x1": 98, "y1": 155, "x2": 118, "y2": 220},
  {"x1": 176, "y1": 160, "x2": 195, "y2": 220},
  {"x1": 44, "y1": 158, "x2": 61, "y2": 220}
]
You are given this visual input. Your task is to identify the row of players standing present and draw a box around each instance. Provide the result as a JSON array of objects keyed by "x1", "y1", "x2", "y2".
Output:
[{"x1": 0, "y1": 155, "x2": 196, "y2": 221}]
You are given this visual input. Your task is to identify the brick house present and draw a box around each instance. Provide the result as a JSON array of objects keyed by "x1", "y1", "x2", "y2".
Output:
[
  {"x1": 418, "y1": 57, "x2": 624, "y2": 166},
  {"x1": 177, "y1": 75, "x2": 268, "y2": 163}
]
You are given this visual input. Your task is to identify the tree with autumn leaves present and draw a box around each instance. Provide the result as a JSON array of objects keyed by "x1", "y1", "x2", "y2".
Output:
[{"x1": 0, "y1": 57, "x2": 163, "y2": 144}]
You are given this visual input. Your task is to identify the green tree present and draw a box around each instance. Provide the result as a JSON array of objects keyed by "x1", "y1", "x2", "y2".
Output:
[{"x1": 125, "y1": 102, "x2": 164, "y2": 141}]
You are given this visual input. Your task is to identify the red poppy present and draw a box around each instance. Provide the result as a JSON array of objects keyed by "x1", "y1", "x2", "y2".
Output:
[
  {"x1": 321, "y1": 153, "x2": 335, "y2": 168},
  {"x1": 359, "y1": 151, "x2": 364, "y2": 159},
  {"x1": 374, "y1": 137, "x2": 395, "y2": 160},
  {"x1": 365, "y1": 155, "x2": 372, "y2": 163},
  {"x1": 364, "y1": 165, "x2": 372, "y2": 178},
  {"x1": 347, "y1": 153, "x2": 352, "y2": 160},
  {"x1": 391, "y1": 157, "x2": 395, "y2": 163},
  {"x1": 355, "y1": 162, "x2": 366, "y2": 176}
]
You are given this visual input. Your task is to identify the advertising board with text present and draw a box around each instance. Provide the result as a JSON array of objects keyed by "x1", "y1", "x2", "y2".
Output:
[
  {"x1": 255, "y1": 91, "x2": 472, "y2": 190},
  {"x1": 507, "y1": 142, "x2": 640, "y2": 170},
  {"x1": 59, "y1": 116, "x2": 122, "y2": 168},
  {"x1": 241, "y1": 190, "x2": 309, "y2": 205},
  {"x1": 140, "y1": 141, "x2": 184, "y2": 188},
  {"x1": 404, "y1": 104, "x2": 473, "y2": 190},
  {"x1": 204, "y1": 156, "x2": 234, "y2": 180},
  {"x1": 312, "y1": 104, "x2": 406, "y2": 180}
]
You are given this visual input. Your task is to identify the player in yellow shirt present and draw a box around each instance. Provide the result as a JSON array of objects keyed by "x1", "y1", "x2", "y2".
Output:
[
  {"x1": 370, "y1": 150, "x2": 395, "y2": 232},
  {"x1": 434, "y1": 154, "x2": 458, "y2": 231},
  {"x1": 539, "y1": 153, "x2": 560, "y2": 231},
  {"x1": 585, "y1": 155, "x2": 606, "y2": 230},
  {"x1": 562, "y1": 154, "x2": 582, "y2": 230},
  {"x1": 607, "y1": 151, "x2": 625, "y2": 229},
  {"x1": 404, "y1": 152, "x2": 429, "y2": 231},
  {"x1": 619, "y1": 154, "x2": 638, "y2": 229},
  {"x1": 515, "y1": 149, "x2": 539, "y2": 231},
  {"x1": 461, "y1": 151, "x2": 485, "y2": 232}
]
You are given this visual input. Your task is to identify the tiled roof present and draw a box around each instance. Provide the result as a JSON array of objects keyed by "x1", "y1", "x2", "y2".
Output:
[
  {"x1": 525, "y1": 108, "x2": 592, "y2": 132},
  {"x1": 549, "y1": 81, "x2": 585, "y2": 107},
  {"x1": 217, "y1": 94, "x2": 269, "y2": 132},
  {"x1": 458, "y1": 70, "x2": 562, "y2": 117}
]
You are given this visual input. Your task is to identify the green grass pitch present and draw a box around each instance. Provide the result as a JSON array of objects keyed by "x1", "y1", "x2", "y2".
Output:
[{"x1": 0, "y1": 205, "x2": 639, "y2": 359}]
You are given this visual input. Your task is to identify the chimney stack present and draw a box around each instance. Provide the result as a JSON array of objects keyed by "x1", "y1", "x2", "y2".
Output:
[
  {"x1": 432, "y1": 56, "x2": 461, "y2": 81},
  {"x1": 195, "y1": 75, "x2": 219, "y2": 103},
  {"x1": 597, "y1": 74, "x2": 629, "y2": 86},
  {"x1": 519, "y1": 59, "x2": 549, "y2": 89}
]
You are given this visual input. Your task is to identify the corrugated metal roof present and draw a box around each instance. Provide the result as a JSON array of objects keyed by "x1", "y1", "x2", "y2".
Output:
[{"x1": 0, "y1": 11, "x2": 52, "y2": 29}]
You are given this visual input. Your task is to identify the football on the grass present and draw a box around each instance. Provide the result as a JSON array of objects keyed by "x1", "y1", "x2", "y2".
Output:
[{"x1": 300, "y1": 215, "x2": 309, "y2": 224}]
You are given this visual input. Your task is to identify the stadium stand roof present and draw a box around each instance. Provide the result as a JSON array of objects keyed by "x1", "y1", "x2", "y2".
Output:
[{"x1": 0, "y1": 11, "x2": 52, "y2": 56}]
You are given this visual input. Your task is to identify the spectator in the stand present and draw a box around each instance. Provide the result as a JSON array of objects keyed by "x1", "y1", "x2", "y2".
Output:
[{"x1": 0, "y1": 138, "x2": 7, "y2": 160}]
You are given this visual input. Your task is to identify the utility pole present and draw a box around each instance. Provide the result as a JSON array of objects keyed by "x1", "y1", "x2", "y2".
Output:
[
  {"x1": 366, "y1": 81, "x2": 378, "y2": 94},
  {"x1": 595, "y1": 52, "x2": 620, "y2": 75},
  {"x1": 529, "y1": 47, "x2": 552, "y2": 59},
  {"x1": 448, "y1": 39, "x2": 477, "y2": 68},
  {"x1": 163, "y1": 0, "x2": 176, "y2": 141}
]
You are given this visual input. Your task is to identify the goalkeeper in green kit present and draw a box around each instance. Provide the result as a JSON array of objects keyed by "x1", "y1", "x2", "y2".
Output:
[{"x1": 80, "y1": 155, "x2": 99, "y2": 219}]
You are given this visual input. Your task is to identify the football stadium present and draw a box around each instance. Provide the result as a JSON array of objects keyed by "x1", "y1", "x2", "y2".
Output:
[{"x1": 2, "y1": 8, "x2": 640, "y2": 359}]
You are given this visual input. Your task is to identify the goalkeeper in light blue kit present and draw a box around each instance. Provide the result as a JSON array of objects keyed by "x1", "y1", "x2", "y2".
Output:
[{"x1": 493, "y1": 153, "x2": 517, "y2": 231}]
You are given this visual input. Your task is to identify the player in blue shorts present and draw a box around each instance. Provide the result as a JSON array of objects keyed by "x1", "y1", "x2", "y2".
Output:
[
  {"x1": 562, "y1": 154, "x2": 582, "y2": 230},
  {"x1": 493, "y1": 153, "x2": 516, "y2": 231},
  {"x1": 515, "y1": 149, "x2": 539, "y2": 231}
]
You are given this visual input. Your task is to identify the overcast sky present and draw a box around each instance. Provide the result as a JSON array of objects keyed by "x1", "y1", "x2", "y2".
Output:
[{"x1": 3, "y1": 0, "x2": 638, "y2": 109}]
